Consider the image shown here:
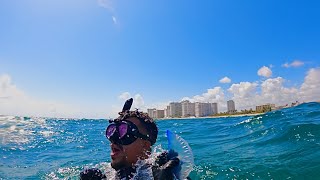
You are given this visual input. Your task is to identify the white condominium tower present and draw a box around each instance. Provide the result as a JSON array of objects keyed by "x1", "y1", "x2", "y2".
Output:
[
  {"x1": 147, "y1": 108, "x2": 165, "y2": 119},
  {"x1": 169, "y1": 102, "x2": 182, "y2": 117},
  {"x1": 195, "y1": 103, "x2": 210, "y2": 117},
  {"x1": 165, "y1": 105, "x2": 171, "y2": 118},
  {"x1": 147, "y1": 108, "x2": 156, "y2": 118},
  {"x1": 181, "y1": 100, "x2": 195, "y2": 117},
  {"x1": 227, "y1": 100, "x2": 236, "y2": 114},
  {"x1": 155, "y1": 110, "x2": 165, "y2": 118},
  {"x1": 211, "y1": 103, "x2": 218, "y2": 115}
]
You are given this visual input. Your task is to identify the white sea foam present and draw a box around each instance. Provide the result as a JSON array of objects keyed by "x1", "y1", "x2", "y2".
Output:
[
  {"x1": 40, "y1": 130, "x2": 55, "y2": 137},
  {"x1": 0, "y1": 115, "x2": 57, "y2": 146}
]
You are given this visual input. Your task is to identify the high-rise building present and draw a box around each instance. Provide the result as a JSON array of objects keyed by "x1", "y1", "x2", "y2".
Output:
[
  {"x1": 148, "y1": 108, "x2": 165, "y2": 118},
  {"x1": 165, "y1": 106, "x2": 171, "y2": 118},
  {"x1": 195, "y1": 102, "x2": 212, "y2": 117},
  {"x1": 155, "y1": 110, "x2": 165, "y2": 118},
  {"x1": 169, "y1": 102, "x2": 182, "y2": 117},
  {"x1": 211, "y1": 103, "x2": 218, "y2": 115},
  {"x1": 227, "y1": 100, "x2": 236, "y2": 114},
  {"x1": 181, "y1": 100, "x2": 195, "y2": 117},
  {"x1": 147, "y1": 108, "x2": 156, "y2": 118},
  {"x1": 256, "y1": 103, "x2": 275, "y2": 113}
]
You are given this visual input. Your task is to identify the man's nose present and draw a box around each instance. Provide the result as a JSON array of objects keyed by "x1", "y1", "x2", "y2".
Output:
[{"x1": 110, "y1": 142, "x2": 122, "y2": 148}]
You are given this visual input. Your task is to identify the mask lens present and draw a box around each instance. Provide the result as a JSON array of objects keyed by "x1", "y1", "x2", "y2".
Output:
[
  {"x1": 105, "y1": 121, "x2": 141, "y2": 145},
  {"x1": 118, "y1": 123, "x2": 128, "y2": 138},
  {"x1": 106, "y1": 124, "x2": 117, "y2": 138}
]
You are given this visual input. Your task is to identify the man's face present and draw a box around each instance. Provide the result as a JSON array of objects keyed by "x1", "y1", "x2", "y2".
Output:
[{"x1": 109, "y1": 117, "x2": 151, "y2": 170}]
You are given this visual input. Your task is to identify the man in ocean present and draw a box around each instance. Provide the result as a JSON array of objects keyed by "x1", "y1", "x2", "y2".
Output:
[{"x1": 80, "y1": 98, "x2": 180, "y2": 180}]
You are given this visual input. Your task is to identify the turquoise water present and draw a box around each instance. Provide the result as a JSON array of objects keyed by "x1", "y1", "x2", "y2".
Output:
[{"x1": 1, "y1": 102, "x2": 320, "y2": 179}]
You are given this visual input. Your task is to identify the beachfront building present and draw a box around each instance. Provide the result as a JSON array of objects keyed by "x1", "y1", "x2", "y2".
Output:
[
  {"x1": 195, "y1": 102, "x2": 212, "y2": 117},
  {"x1": 165, "y1": 106, "x2": 171, "y2": 118},
  {"x1": 227, "y1": 100, "x2": 236, "y2": 114},
  {"x1": 148, "y1": 108, "x2": 165, "y2": 119},
  {"x1": 155, "y1": 110, "x2": 165, "y2": 118},
  {"x1": 211, "y1": 103, "x2": 218, "y2": 115},
  {"x1": 181, "y1": 100, "x2": 195, "y2": 117},
  {"x1": 256, "y1": 103, "x2": 275, "y2": 113},
  {"x1": 169, "y1": 102, "x2": 182, "y2": 118},
  {"x1": 147, "y1": 108, "x2": 156, "y2": 118}
]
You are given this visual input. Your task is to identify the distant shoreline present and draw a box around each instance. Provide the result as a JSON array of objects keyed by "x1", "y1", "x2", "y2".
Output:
[
  {"x1": 155, "y1": 112, "x2": 265, "y2": 121},
  {"x1": 1, "y1": 112, "x2": 265, "y2": 121}
]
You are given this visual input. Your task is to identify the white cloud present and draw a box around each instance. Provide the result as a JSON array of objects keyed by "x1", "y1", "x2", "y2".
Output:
[
  {"x1": 0, "y1": 74, "x2": 83, "y2": 118},
  {"x1": 0, "y1": 74, "x2": 25, "y2": 99},
  {"x1": 110, "y1": 104, "x2": 122, "y2": 118},
  {"x1": 226, "y1": 77, "x2": 300, "y2": 111},
  {"x1": 97, "y1": 0, "x2": 118, "y2": 24},
  {"x1": 181, "y1": 68, "x2": 319, "y2": 112},
  {"x1": 194, "y1": 87, "x2": 225, "y2": 103},
  {"x1": 180, "y1": 87, "x2": 226, "y2": 110},
  {"x1": 260, "y1": 77, "x2": 299, "y2": 105},
  {"x1": 180, "y1": 77, "x2": 300, "y2": 112},
  {"x1": 117, "y1": 92, "x2": 145, "y2": 110},
  {"x1": 228, "y1": 82, "x2": 258, "y2": 99},
  {"x1": 139, "y1": 67, "x2": 320, "y2": 114},
  {"x1": 119, "y1": 92, "x2": 131, "y2": 100},
  {"x1": 148, "y1": 101, "x2": 171, "y2": 110},
  {"x1": 112, "y1": 67, "x2": 319, "y2": 117},
  {"x1": 113, "y1": 94, "x2": 170, "y2": 118},
  {"x1": 282, "y1": 63, "x2": 289, "y2": 68},
  {"x1": 219, "y1": 76, "x2": 231, "y2": 83},
  {"x1": 181, "y1": 87, "x2": 225, "y2": 103},
  {"x1": 257, "y1": 66, "x2": 272, "y2": 78},
  {"x1": 97, "y1": 0, "x2": 114, "y2": 12},
  {"x1": 133, "y1": 94, "x2": 145, "y2": 109},
  {"x1": 227, "y1": 82, "x2": 259, "y2": 110},
  {"x1": 115, "y1": 67, "x2": 319, "y2": 115},
  {"x1": 282, "y1": 60, "x2": 304, "y2": 68},
  {"x1": 291, "y1": 60, "x2": 304, "y2": 67},
  {"x1": 299, "y1": 67, "x2": 320, "y2": 102}
]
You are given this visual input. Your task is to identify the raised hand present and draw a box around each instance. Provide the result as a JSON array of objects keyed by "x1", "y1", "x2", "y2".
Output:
[{"x1": 153, "y1": 151, "x2": 180, "y2": 180}]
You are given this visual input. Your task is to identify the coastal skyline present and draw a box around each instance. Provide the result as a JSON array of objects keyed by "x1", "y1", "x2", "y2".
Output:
[{"x1": 1, "y1": 0, "x2": 320, "y2": 118}]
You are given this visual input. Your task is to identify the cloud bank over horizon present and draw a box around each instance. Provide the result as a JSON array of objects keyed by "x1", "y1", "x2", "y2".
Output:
[
  {"x1": 177, "y1": 67, "x2": 320, "y2": 112},
  {"x1": 0, "y1": 74, "x2": 106, "y2": 118},
  {"x1": 0, "y1": 74, "x2": 74, "y2": 117},
  {"x1": 1, "y1": 66, "x2": 320, "y2": 118},
  {"x1": 115, "y1": 66, "x2": 320, "y2": 114}
]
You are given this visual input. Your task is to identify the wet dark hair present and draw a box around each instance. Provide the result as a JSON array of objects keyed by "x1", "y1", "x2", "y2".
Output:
[{"x1": 111, "y1": 98, "x2": 158, "y2": 146}]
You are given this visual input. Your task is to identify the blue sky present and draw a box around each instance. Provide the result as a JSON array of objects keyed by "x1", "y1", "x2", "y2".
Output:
[{"x1": 0, "y1": 0, "x2": 320, "y2": 118}]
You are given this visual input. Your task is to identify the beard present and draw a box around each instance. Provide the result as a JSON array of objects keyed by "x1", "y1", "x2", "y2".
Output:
[{"x1": 111, "y1": 156, "x2": 128, "y2": 170}]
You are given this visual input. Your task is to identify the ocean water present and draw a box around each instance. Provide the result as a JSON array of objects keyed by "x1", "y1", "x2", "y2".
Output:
[{"x1": 1, "y1": 102, "x2": 320, "y2": 180}]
